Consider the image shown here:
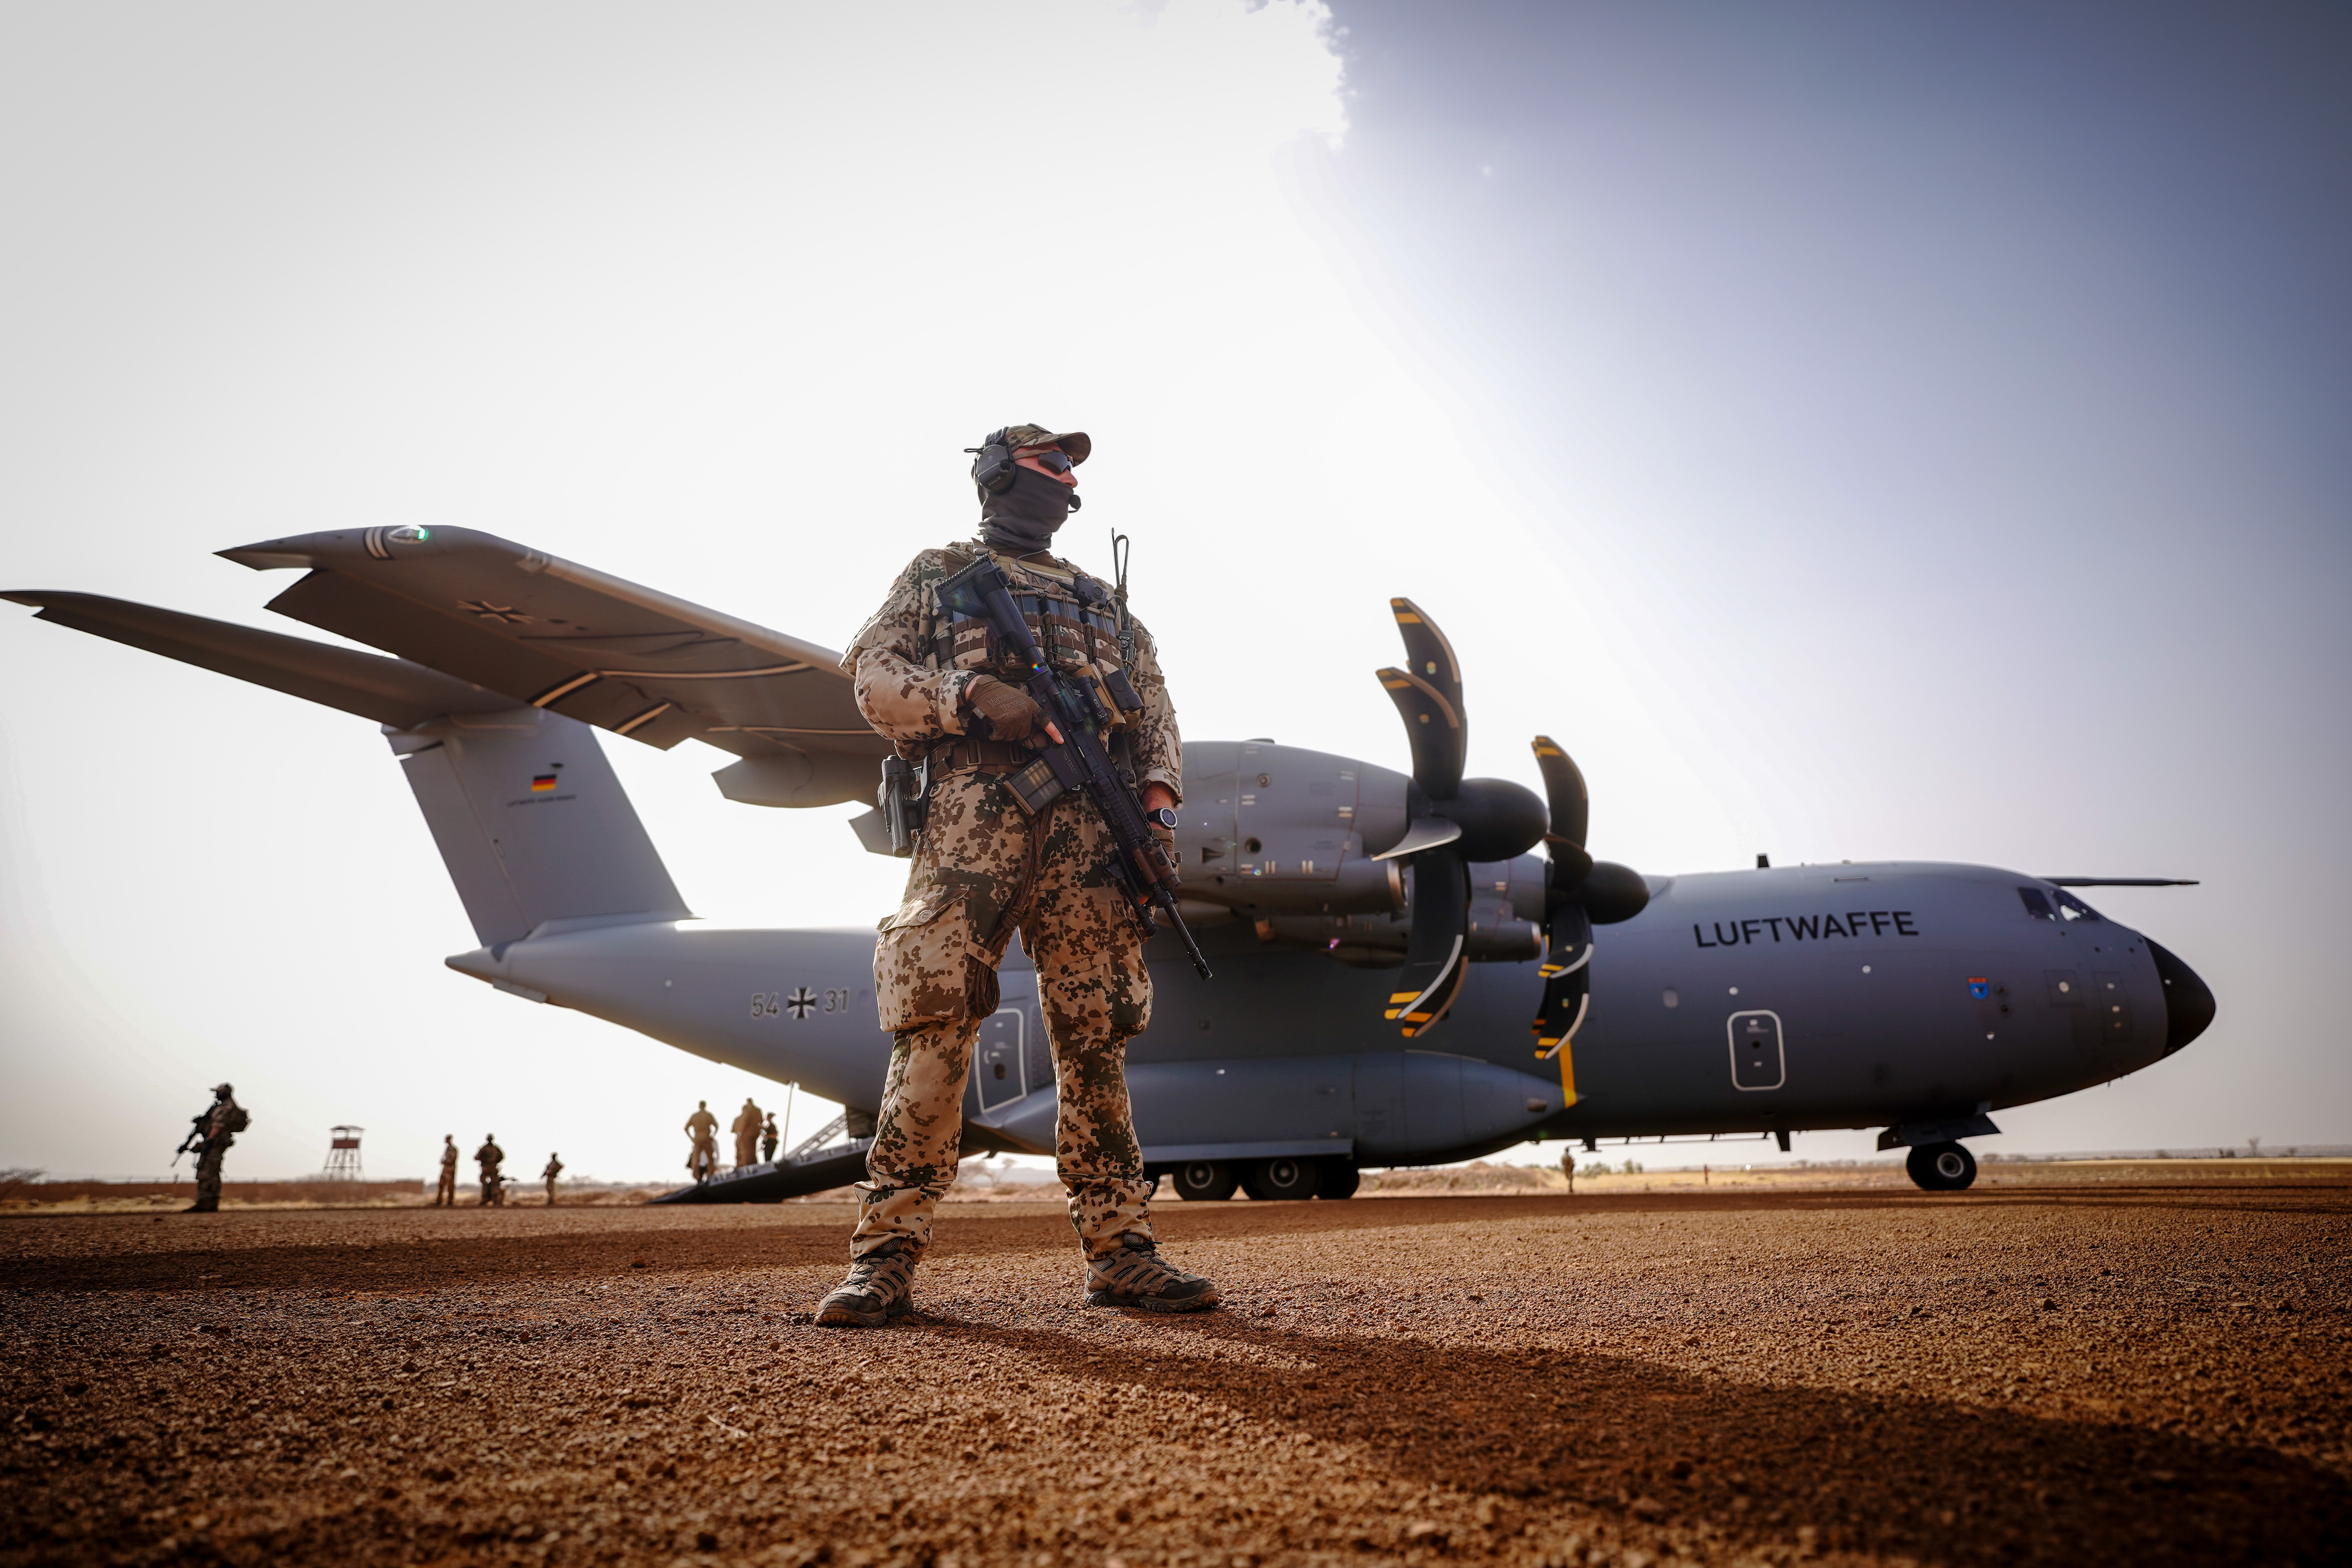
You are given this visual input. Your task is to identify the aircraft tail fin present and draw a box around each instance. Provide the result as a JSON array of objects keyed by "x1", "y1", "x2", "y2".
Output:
[
  {"x1": 5, "y1": 590, "x2": 690, "y2": 947},
  {"x1": 388, "y1": 709, "x2": 691, "y2": 948}
]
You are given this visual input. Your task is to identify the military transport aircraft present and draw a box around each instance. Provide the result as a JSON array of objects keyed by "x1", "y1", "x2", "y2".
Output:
[{"x1": 7, "y1": 526, "x2": 2214, "y2": 1196}]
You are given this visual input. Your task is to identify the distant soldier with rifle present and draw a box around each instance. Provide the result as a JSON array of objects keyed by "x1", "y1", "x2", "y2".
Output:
[
  {"x1": 541, "y1": 1151, "x2": 564, "y2": 1206},
  {"x1": 175, "y1": 1083, "x2": 247, "y2": 1213},
  {"x1": 816, "y1": 423, "x2": 1219, "y2": 1327},
  {"x1": 474, "y1": 1134, "x2": 505, "y2": 1206}
]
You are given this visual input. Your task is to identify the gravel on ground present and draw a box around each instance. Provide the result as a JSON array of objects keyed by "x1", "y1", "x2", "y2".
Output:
[{"x1": 4, "y1": 1182, "x2": 2347, "y2": 1567}]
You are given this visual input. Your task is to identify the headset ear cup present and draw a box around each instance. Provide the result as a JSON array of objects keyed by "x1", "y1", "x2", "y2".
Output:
[{"x1": 970, "y1": 430, "x2": 1018, "y2": 493}]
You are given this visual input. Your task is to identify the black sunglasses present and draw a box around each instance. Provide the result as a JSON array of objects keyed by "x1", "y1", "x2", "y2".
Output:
[{"x1": 1026, "y1": 449, "x2": 1075, "y2": 475}]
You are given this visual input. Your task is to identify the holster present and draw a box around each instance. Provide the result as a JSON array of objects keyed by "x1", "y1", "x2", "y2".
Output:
[{"x1": 877, "y1": 754, "x2": 930, "y2": 858}]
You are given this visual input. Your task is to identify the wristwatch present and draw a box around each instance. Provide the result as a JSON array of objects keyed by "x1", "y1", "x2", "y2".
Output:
[{"x1": 1146, "y1": 806, "x2": 1179, "y2": 832}]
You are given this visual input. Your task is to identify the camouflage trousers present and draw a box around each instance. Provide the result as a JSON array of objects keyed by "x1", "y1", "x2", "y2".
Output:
[
  {"x1": 193, "y1": 1141, "x2": 228, "y2": 1211},
  {"x1": 854, "y1": 768, "x2": 1156, "y2": 1264},
  {"x1": 435, "y1": 1170, "x2": 456, "y2": 1206}
]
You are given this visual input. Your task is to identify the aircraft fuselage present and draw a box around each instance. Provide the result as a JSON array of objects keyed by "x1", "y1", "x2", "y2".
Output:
[{"x1": 449, "y1": 859, "x2": 2192, "y2": 1169}]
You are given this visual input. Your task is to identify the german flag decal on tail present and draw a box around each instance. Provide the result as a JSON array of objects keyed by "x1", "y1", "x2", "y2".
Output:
[{"x1": 531, "y1": 774, "x2": 558, "y2": 793}]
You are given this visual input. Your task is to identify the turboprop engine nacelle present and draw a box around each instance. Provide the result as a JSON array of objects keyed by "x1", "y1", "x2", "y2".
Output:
[
  {"x1": 1170, "y1": 740, "x2": 1538, "y2": 936},
  {"x1": 1242, "y1": 853, "x2": 1548, "y2": 966},
  {"x1": 1174, "y1": 741, "x2": 1414, "y2": 917}
]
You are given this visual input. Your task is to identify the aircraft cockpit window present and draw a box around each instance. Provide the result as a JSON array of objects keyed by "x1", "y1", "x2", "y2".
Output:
[
  {"x1": 2017, "y1": 888, "x2": 2057, "y2": 920},
  {"x1": 2054, "y1": 890, "x2": 2103, "y2": 923}
]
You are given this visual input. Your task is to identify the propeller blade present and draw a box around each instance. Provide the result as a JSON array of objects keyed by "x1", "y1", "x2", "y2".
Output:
[
  {"x1": 1379, "y1": 597, "x2": 1466, "y2": 797},
  {"x1": 1376, "y1": 666, "x2": 1464, "y2": 801},
  {"x1": 1534, "y1": 901, "x2": 1591, "y2": 1055},
  {"x1": 1530, "y1": 735, "x2": 1590, "y2": 860},
  {"x1": 1533, "y1": 967, "x2": 1590, "y2": 1060},
  {"x1": 1370, "y1": 813, "x2": 1463, "y2": 862},
  {"x1": 1528, "y1": 735, "x2": 1603, "y2": 1056},
  {"x1": 1538, "y1": 902, "x2": 1592, "y2": 981},
  {"x1": 1385, "y1": 847, "x2": 1470, "y2": 1038}
]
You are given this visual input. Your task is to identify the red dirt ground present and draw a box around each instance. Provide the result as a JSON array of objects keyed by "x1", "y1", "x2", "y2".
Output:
[{"x1": 4, "y1": 1182, "x2": 2347, "y2": 1566}]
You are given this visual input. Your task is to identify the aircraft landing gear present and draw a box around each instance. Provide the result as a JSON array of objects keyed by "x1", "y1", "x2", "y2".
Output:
[
  {"x1": 1168, "y1": 1157, "x2": 1358, "y2": 1200},
  {"x1": 1171, "y1": 1160, "x2": 1239, "y2": 1202},
  {"x1": 1906, "y1": 1141, "x2": 1978, "y2": 1192},
  {"x1": 1240, "y1": 1156, "x2": 1321, "y2": 1201}
]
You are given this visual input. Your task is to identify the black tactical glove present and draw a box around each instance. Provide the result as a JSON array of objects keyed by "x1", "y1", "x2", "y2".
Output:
[{"x1": 964, "y1": 675, "x2": 1044, "y2": 744}]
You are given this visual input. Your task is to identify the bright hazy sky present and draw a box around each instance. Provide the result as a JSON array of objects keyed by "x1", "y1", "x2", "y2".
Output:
[{"x1": 4, "y1": 1, "x2": 2345, "y2": 1182}]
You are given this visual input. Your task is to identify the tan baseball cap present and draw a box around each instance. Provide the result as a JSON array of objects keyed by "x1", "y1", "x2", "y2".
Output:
[{"x1": 1001, "y1": 424, "x2": 1090, "y2": 464}]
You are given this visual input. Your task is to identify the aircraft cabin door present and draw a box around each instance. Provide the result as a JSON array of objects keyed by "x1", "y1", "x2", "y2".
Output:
[
  {"x1": 1728, "y1": 1010, "x2": 1785, "y2": 1091},
  {"x1": 976, "y1": 1008, "x2": 1028, "y2": 1114}
]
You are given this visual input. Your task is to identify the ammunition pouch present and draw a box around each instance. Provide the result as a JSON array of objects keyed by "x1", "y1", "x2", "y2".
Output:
[{"x1": 1006, "y1": 743, "x2": 1088, "y2": 817}]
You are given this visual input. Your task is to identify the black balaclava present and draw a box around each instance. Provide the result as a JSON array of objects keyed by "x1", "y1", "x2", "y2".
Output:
[{"x1": 978, "y1": 465, "x2": 1078, "y2": 556}]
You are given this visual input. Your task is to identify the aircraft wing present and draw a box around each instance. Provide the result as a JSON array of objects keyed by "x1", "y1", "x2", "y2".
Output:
[
  {"x1": 0, "y1": 589, "x2": 513, "y2": 728},
  {"x1": 217, "y1": 525, "x2": 888, "y2": 805}
]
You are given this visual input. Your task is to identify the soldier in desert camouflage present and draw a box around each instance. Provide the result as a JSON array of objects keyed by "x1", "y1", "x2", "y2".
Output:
[
  {"x1": 815, "y1": 424, "x2": 1220, "y2": 1326},
  {"x1": 474, "y1": 1134, "x2": 505, "y2": 1206},
  {"x1": 684, "y1": 1100, "x2": 720, "y2": 1183},
  {"x1": 178, "y1": 1083, "x2": 247, "y2": 1213},
  {"x1": 731, "y1": 1097, "x2": 765, "y2": 1170}
]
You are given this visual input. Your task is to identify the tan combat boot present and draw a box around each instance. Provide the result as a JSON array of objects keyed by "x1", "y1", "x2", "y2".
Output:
[
  {"x1": 814, "y1": 1239, "x2": 917, "y2": 1327},
  {"x1": 1084, "y1": 1235, "x2": 1221, "y2": 1313}
]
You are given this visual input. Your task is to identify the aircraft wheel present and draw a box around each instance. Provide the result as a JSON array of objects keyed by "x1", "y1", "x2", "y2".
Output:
[
  {"x1": 1905, "y1": 1141, "x2": 1977, "y2": 1192},
  {"x1": 1316, "y1": 1159, "x2": 1360, "y2": 1200},
  {"x1": 1172, "y1": 1160, "x2": 1239, "y2": 1202},
  {"x1": 1241, "y1": 1156, "x2": 1321, "y2": 1202}
]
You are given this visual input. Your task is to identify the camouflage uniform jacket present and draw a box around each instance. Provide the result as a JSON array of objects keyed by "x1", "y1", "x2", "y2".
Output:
[
  {"x1": 842, "y1": 541, "x2": 1182, "y2": 804},
  {"x1": 199, "y1": 1094, "x2": 245, "y2": 1152}
]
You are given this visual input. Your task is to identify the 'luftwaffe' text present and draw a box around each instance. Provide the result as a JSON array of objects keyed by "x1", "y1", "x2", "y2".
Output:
[{"x1": 1694, "y1": 911, "x2": 1918, "y2": 947}]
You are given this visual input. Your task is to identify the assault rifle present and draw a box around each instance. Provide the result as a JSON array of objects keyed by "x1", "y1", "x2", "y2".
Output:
[
  {"x1": 935, "y1": 555, "x2": 1213, "y2": 980},
  {"x1": 171, "y1": 1106, "x2": 211, "y2": 1167}
]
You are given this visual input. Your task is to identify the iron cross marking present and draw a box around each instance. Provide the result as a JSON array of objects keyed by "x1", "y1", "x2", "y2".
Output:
[{"x1": 785, "y1": 987, "x2": 817, "y2": 1020}]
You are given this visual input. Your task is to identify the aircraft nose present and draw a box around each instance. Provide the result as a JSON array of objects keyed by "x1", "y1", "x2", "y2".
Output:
[{"x1": 2146, "y1": 939, "x2": 2216, "y2": 1056}]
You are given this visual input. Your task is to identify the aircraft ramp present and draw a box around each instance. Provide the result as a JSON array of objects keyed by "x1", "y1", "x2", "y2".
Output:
[{"x1": 649, "y1": 1135, "x2": 873, "y2": 1205}]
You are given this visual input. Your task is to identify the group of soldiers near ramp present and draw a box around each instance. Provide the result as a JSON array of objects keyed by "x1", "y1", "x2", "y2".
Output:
[
  {"x1": 685, "y1": 1096, "x2": 782, "y2": 1184},
  {"x1": 435, "y1": 1134, "x2": 564, "y2": 1207}
]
